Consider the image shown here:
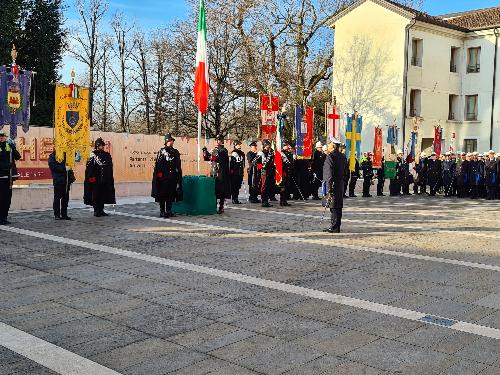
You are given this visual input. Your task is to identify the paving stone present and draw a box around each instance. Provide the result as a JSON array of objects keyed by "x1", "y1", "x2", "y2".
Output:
[
  {"x1": 346, "y1": 338, "x2": 455, "y2": 373},
  {"x1": 169, "y1": 358, "x2": 259, "y2": 375},
  {"x1": 439, "y1": 359, "x2": 488, "y2": 375},
  {"x1": 236, "y1": 341, "x2": 324, "y2": 374},
  {"x1": 0, "y1": 359, "x2": 59, "y2": 375},
  {"x1": 356, "y1": 315, "x2": 423, "y2": 339},
  {"x1": 282, "y1": 299, "x2": 356, "y2": 322},
  {"x1": 456, "y1": 336, "x2": 500, "y2": 365},
  {"x1": 208, "y1": 334, "x2": 282, "y2": 362},
  {"x1": 397, "y1": 325, "x2": 455, "y2": 348},
  {"x1": 122, "y1": 349, "x2": 208, "y2": 375},
  {"x1": 282, "y1": 354, "x2": 344, "y2": 374},
  {"x1": 293, "y1": 326, "x2": 379, "y2": 356}
]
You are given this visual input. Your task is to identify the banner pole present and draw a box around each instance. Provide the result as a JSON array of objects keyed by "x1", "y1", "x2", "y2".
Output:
[{"x1": 197, "y1": 111, "x2": 202, "y2": 175}]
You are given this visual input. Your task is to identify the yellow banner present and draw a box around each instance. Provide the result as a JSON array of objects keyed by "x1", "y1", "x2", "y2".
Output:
[{"x1": 54, "y1": 84, "x2": 91, "y2": 168}]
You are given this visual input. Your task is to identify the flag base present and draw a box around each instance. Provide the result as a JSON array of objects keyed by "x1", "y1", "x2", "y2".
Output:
[{"x1": 173, "y1": 175, "x2": 217, "y2": 215}]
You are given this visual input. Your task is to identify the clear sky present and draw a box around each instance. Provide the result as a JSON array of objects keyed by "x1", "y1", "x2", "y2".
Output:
[{"x1": 60, "y1": 0, "x2": 499, "y2": 81}]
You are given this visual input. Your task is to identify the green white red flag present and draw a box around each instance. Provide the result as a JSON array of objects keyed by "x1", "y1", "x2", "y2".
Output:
[{"x1": 194, "y1": 0, "x2": 209, "y2": 114}]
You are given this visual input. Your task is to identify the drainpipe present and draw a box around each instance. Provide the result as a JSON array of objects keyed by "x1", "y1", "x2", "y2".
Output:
[
  {"x1": 490, "y1": 28, "x2": 499, "y2": 150},
  {"x1": 402, "y1": 19, "x2": 417, "y2": 151}
]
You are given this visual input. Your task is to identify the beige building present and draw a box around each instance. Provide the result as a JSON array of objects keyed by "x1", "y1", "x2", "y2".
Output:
[{"x1": 329, "y1": 0, "x2": 500, "y2": 153}]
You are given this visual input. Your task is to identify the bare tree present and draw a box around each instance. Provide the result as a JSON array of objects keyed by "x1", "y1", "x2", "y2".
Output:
[
  {"x1": 93, "y1": 35, "x2": 114, "y2": 131},
  {"x1": 132, "y1": 32, "x2": 152, "y2": 133},
  {"x1": 71, "y1": 0, "x2": 108, "y2": 127}
]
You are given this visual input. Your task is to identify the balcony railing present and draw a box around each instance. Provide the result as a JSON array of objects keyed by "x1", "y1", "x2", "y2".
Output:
[
  {"x1": 450, "y1": 64, "x2": 457, "y2": 73},
  {"x1": 409, "y1": 108, "x2": 419, "y2": 117},
  {"x1": 466, "y1": 112, "x2": 478, "y2": 121},
  {"x1": 467, "y1": 64, "x2": 480, "y2": 73},
  {"x1": 448, "y1": 112, "x2": 455, "y2": 120}
]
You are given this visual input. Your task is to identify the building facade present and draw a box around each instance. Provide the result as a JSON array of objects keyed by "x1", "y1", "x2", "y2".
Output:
[{"x1": 330, "y1": 0, "x2": 500, "y2": 154}]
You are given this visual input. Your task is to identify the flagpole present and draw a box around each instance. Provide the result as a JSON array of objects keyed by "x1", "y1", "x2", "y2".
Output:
[{"x1": 197, "y1": 110, "x2": 202, "y2": 175}]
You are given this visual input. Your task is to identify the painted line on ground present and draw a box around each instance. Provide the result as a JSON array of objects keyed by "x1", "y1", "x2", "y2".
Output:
[
  {"x1": 106, "y1": 211, "x2": 500, "y2": 273},
  {"x1": 1, "y1": 225, "x2": 499, "y2": 340},
  {"x1": 0, "y1": 321, "x2": 120, "y2": 375}
]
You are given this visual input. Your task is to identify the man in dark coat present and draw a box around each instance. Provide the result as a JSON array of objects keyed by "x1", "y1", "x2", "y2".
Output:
[
  {"x1": 361, "y1": 153, "x2": 374, "y2": 197},
  {"x1": 246, "y1": 141, "x2": 260, "y2": 203},
  {"x1": 468, "y1": 152, "x2": 482, "y2": 199},
  {"x1": 456, "y1": 152, "x2": 469, "y2": 198},
  {"x1": 348, "y1": 158, "x2": 360, "y2": 197},
  {"x1": 294, "y1": 158, "x2": 311, "y2": 200},
  {"x1": 310, "y1": 142, "x2": 325, "y2": 200},
  {"x1": 377, "y1": 157, "x2": 385, "y2": 196},
  {"x1": 279, "y1": 141, "x2": 294, "y2": 206},
  {"x1": 485, "y1": 151, "x2": 497, "y2": 200},
  {"x1": 252, "y1": 140, "x2": 276, "y2": 207},
  {"x1": 323, "y1": 138, "x2": 347, "y2": 233},
  {"x1": 341, "y1": 144, "x2": 349, "y2": 198},
  {"x1": 84, "y1": 138, "x2": 116, "y2": 217},
  {"x1": 48, "y1": 150, "x2": 75, "y2": 220},
  {"x1": 415, "y1": 152, "x2": 428, "y2": 195},
  {"x1": 229, "y1": 140, "x2": 246, "y2": 204},
  {"x1": 0, "y1": 131, "x2": 21, "y2": 225},
  {"x1": 151, "y1": 134, "x2": 182, "y2": 218},
  {"x1": 442, "y1": 152, "x2": 456, "y2": 197},
  {"x1": 426, "y1": 152, "x2": 442, "y2": 196},
  {"x1": 203, "y1": 135, "x2": 231, "y2": 214}
]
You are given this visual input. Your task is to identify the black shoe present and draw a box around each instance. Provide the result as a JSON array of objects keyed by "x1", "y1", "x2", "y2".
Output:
[
  {"x1": 328, "y1": 227, "x2": 341, "y2": 233},
  {"x1": 94, "y1": 212, "x2": 101, "y2": 217},
  {"x1": 55, "y1": 215, "x2": 62, "y2": 220},
  {"x1": 343, "y1": 195, "x2": 349, "y2": 198},
  {"x1": 232, "y1": 200, "x2": 242, "y2": 205},
  {"x1": 311, "y1": 196, "x2": 320, "y2": 200},
  {"x1": 262, "y1": 202, "x2": 272, "y2": 208},
  {"x1": 349, "y1": 194, "x2": 357, "y2": 198},
  {"x1": 164, "y1": 212, "x2": 173, "y2": 218},
  {"x1": 270, "y1": 197, "x2": 278, "y2": 202},
  {"x1": 160, "y1": 211, "x2": 165, "y2": 218},
  {"x1": 61, "y1": 216, "x2": 72, "y2": 221},
  {"x1": 0, "y1": 219, "x2": 10, "y2": 225},
  {"x1": 377, "y1": 193, "x2": 385, "y2": 196},
  {"x1": 100, "y1": 211, "x2": 109, "y2": 217},
  {"x1": 217, "y1": 207, "x2": 224, "y2": 214},
  {"x1": 363, "y1": 194, "x2": 372, "y2": 198},
  {"x1": 282, "y1": 202, "x2": 291, "y2": 206}
]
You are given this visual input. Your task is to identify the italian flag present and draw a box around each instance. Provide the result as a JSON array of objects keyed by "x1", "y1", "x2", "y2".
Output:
[{"x1": 194, "y1": 0, "x2": 209, "y2": 114}]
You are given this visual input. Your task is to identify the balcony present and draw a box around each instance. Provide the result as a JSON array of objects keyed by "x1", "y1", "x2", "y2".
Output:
[
  {"x1": 466, "y1": 112, "x2": 478, "y2": 121},
  {"x1": 467, "y1": 64, "x2": 480, "y2": 73},
  {"x1": 448, "y1": 112, "x2": 455, "y2": 121},
  {"x1": 450, "y1": 64, "x2": 457, "y2": 73}
]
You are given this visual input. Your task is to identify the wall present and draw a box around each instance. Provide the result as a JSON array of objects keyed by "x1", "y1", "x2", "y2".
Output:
[
  {"x1": 332, "y1": 0, "x2": 409, "y2": 150},
  {"x1": 3, "y1": 125, "x2": 249, "y2": 185}
]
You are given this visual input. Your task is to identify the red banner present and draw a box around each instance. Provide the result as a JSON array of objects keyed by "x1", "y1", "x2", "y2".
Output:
[
  {"x1": 260, "y1": 95, "x2": 279, "y2": 140},
  {"x1": 302, "y1": 106, "x2": 314, "y2": 159},
  {"x1": 434, "y1": 126, "x2": 442, "y2": 157},
  {"x1": 373, "y1": 127, "x2": 383, "y2": 168}
]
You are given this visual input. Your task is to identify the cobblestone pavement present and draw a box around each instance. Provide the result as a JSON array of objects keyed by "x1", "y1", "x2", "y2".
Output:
[{"x1": 1, "y1": 194, "x2": 499, "y2": 374}]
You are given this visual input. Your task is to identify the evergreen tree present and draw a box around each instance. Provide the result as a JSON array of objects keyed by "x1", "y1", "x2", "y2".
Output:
[
  {"x1": 18, "y1": 0, "x2": 66, "y2": 126},
  {"x1": 0, "y1": 0, "x2": 26, "y2": 65}
]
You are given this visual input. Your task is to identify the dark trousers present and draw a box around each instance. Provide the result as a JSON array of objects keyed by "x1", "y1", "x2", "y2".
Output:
[
  {"x1": 486, "y1": 186, "x2": 497, "y2": 200},
  {"x1": 330, "y1": 208, "x2": 342, "y2": 228},
  {"x1": 158, "y1": 180, "x2": 176, "y2": 213},
  {"x1": 457, "y1": 185, "x2": 468, "y2": 198},
  {"x1": 53, "y1": 184, "x2": 70, "y2": 217},
  {"x1": 0, "y1": 180, "x2": 12, "y2": 220},
  {"x1": 230, "y1": 174, "x2": 243, "y2": 201},
  {"x1": 401, "y1": 182, "x2": 410, "y2": 195},
  {"x1": 377, "y1": 178, "x2": 385, "y2": 195},
  {"x1": 93, "y1": 184, "x2": 106, "y2": 214},
  {"x1": 389, "y1": 180, "x2": 400, "y2": 196},
  {"x1": 349, "y1": 177, "x2": 358, "y2": 196},
  {"x1": 362, "y1": 178, "x2": 371, "y2": 196},
  {"x1": 413, "y1": 182, "x2": 419, "y2": 194}
]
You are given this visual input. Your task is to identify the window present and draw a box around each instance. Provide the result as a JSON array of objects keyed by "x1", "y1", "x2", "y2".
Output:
[
  {"x1": 465, "y1": 95, "x2": 478, "y2": 121},
  {"x1": 411, "y1": 38, "x2": 423, "y2": 67},
  {"x1": 467, "y1": 47, "x2": 480, "y2": 73},
  {"x1": 463, "y1": 139, "x2": 477, "y2": 153},
  {"x1": 448, "y1": 95, "x2": 459, "y2": 120},
  {"x1": 409, "y1": 89, "x2": 421, "y2": 117},
  {"x1": 450, "y1": 47, "x2": 460, "y2": 73}
]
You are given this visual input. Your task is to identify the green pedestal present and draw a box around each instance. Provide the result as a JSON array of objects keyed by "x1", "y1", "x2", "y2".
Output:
[
  {"x1": 172, "y1": 175, "x2": 217, "y2": 215},
  {"x1": 384, "y1": 161, "x2": 397, "y2": 179}
]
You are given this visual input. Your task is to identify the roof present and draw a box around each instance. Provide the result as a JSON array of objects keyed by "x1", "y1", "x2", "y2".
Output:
[
  {"x1": 329, "y1": 0, "x2": 479, "y2": 33},
  {"x1": 441, "y1": 7, "x2": 500, "y2": 31}
]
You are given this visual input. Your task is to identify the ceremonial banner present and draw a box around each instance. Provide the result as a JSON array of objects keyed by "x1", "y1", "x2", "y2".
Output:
[
  {"x1": 373, "y1": 127, "x2": 383, "y2": 168},
  {"x1": 0, "y1": 66, "x2": 32, "y2": 139},
  {"x1": 275, "y1": 113, "x2": 284, "y2": 185},
  {"x1": 345, "y1": 114, "x2": 362, "y2": 172},
  {"x1": 194, "y1": 0, "x2": 209, "y2": 114},
  {"x1": 406, "y1": 131, "x2": 417, "y2": 163},
  {"x1": 295, "y1": 106, "x2": 313, "y2": 159},
  {"x1": 260, "y1": 95, "x2": 279, "y2": 140},
  {"x1": 434, "y1": 126, "x2": 443, "y2": 156},
  {"x1": 54, "y1": 84, "x2": 91, "y2": 168},
  {"x1": 325, "y1": 102, "x2": 340, "y2": 139}
]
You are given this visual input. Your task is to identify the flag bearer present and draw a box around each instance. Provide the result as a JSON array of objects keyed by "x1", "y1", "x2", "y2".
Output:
[
  {"x1": 203, "y1": 135, "x2": 231, "y2": 214},
  {"x1": 48, "y1": 149, "x2": 75, "y2": 220},
  {"x1": 0, "y1": 131, "x2": 20, "y2": 225},
  {"x1": 247, "y1": 141, "x2": 260, "y2": 203},
  {"x1": 229, "y1": 140, "x2": 245, "y2": 204},
  {"x1": 252, "y1": 140, "x2": 276, "y2": 207},
  {"x1": 361, "y1": 152, "x2": 374, "y2": 197}
]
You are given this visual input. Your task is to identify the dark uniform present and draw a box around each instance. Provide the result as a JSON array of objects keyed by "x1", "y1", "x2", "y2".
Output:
[
  {"x1": 400, "y1": 160, "x2": 412, "y2": 195},
  {"x1": 427, "y1": 156, "x2": 442, "y2": 196},
  {"x1": 457, "y1": 156, "x2": 470, "y2": 198},
  {"x1": 311, "y1": 147, "x2": 325, "y2": 200},
  {"x1": 294, "y1": 158, "x2": 311, "y2": 200},
  {"x1": 279, "y1": 147, "x2": 294, "y2": 206},
  {"x1": 415, "y1": 156, "x2": 428, "y2": 195},
  {"x1": 376, "y1": 159, "x2": 385, "y2": 196},
  {"x1": 442, "y1": 157, "x2": 456, "y2": 197},
  {"x1": 48, "y1": 152, "x2": 75, "y2": 220},
  {"x1": 348, "y1": 159, "x2": 360, "y2": 197},
  {"x1": 389, "y1": 157, "x2": 403, "y2": 196},
  {"x1": 468, "y1": 158, "x2": 481, "y2": 199},
  {"x1": 360, "y1": 157, "x2": 374, "y2": 197},
  {"x1": 0, "y1": 134, "x2": 21, "y2": 225},
  {"x1": 229, "y1": 141, "x2": 245, "y2": 204},
  {"x1": 203, "y1": 135, "x2": 231, "y2": 214},
  {"x1": 252, "y1": 140, "x2": 276, "y2": 207},
  {"x1": 484, "y1": 155, "x2": 498, "y2": 200},
  {"x1": 323, "y1": 143, "x2": 347, "y2": 233},
  {"x1": 84, "y1": 138, "x2": 116, "y2": 216},
  {"x1": 246, "y1": 142, "x2": 260, "y2": 203},
  {"x1": 151, "y1": 134, "x2": 182, "y2": 218}
]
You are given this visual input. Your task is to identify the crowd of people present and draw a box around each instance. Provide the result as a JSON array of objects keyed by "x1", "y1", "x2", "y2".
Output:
[{"x1": 0, "y1": 129, "x2": 498, "y2": 228}]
